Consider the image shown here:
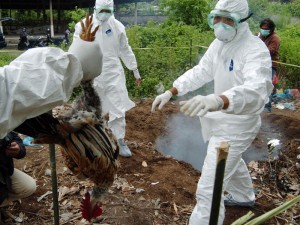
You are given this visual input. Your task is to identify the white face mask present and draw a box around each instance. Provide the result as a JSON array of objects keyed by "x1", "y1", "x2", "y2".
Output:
[
  {"x1": 95, "y1": 12, "x2": 111, "y2": 22},
  {"x1": 213, "y1": 22, "x2": 237, "y2": 43}
]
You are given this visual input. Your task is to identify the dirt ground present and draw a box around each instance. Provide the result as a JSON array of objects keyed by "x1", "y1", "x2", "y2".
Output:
[{"x1": 5, "y1": 98, "x2": 300, "y2": 225}]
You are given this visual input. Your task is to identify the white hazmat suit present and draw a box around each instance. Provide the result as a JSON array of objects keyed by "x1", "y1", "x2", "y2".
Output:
[
  {"x1": 152, "y1": 0, "x2": 273, "y2": 224},
  {"x1": 0, "y1": 47, "x2": 83, "y2": 139},
  {"x1": 0, "y1": 29, "x2": 103, "y2": 140},
  {"x1": 73, "y1": 0, "x2": 141, "y2": 157}
]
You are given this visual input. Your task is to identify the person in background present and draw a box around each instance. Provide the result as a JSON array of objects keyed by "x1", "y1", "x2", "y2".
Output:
[
  {"x1": 18, "y1": 27, "x2": 28, "y2": 50},
  {"x1": 46, "y1": 28, "x2": 53, "y2": 45},
  {"x1": 19, "y1": 27, "x2": 28, "y2": 43},
  {"x1": 0, "y1": 132, "x2": 36, "y2": 221},
  {"x1": 258, "y1": 18, "x2": 280, "y2": 112},
  {"x1": 152, "y1": 0, "x2": 273, "y2": 224},
  {"x1": 73, "y1": 0, "x2": 142, "y2": 157},
  {"x1": 64, "y1": 27, "x2": 71, "y2": 44}
]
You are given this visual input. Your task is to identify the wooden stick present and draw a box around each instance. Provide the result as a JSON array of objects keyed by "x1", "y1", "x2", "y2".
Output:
[{"x1": 209, "y1": 141, "x2": 229, "y2": 225}]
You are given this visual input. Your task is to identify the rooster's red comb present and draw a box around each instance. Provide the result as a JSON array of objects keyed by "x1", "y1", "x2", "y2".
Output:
[{"x1": 81, "y1": 192, "x2": 103, "y2": 221}]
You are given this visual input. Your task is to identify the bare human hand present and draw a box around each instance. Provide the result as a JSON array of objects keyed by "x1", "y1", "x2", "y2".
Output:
[
  {"x1": 135, "y1": 78, "x2": 141, "y2": 87},
  {"x1": 5, "y1": 142, "x2": 21, "y2": 157},
  {"x1": 80, "y1": 14, "x2": 99, "y2": 42}
]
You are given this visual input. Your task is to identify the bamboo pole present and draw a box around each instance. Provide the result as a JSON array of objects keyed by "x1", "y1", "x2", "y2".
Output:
[
  {"x1": 49, "y1": 143, "x2": 59, "y2": 225},
  {"x1": 244, "y1": 195, "x2": 300, "y2": 225},
  {"x1": 209, "y1": 141, "x2": 230, "y2": 225},
  {"x1": 231, "y1": 211, "x2": 255, "y2": 225},
  {"x1": 48, "y1": 111, "x2": 59, "y2": 225}
]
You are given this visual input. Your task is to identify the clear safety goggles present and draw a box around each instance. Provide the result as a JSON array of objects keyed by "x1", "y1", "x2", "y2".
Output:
[{"x1": 208, "y1": 10, "x2": 241, "y2": 29}]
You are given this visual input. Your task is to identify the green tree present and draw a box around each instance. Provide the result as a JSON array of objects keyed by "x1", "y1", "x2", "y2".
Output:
[
  {"x1": 65, "y1": 7, "x2": 88, "y2": 32},
  {"x1": 288, "y1": 0, "x2": 300, "y2": 16},
  {"x1": 248, "y1": 0, "x2": 294, "y2": 31},
  {"x1": 160, "y1": 0, "x2": 212, "y2": 29},
  {"x1": 248, "y1": 0, "x2": 270, "y2": 23}
]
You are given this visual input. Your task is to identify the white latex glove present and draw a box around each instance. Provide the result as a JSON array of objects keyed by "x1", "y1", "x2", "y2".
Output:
[
  {"x1": 179, "y1": 94, "x2": 224, "y2": 117},
  {"x1": 133, "y1": 69, "x2": 141, "y2": 79},
  {"x1": 151, "y1": 90, "x2": 173, "y2": 112}
]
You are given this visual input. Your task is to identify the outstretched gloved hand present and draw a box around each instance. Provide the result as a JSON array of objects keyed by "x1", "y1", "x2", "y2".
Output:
[
  {"x1": 179, "y1": 94, "x2": 224, "y2": 117},
  {"x1": 151, "y1": 90, "x2": 173, "y2": 112}
]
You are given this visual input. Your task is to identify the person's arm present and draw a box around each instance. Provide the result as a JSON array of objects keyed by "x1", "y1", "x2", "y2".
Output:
[
  {"x1": 11, "y1": 132, "x2": 26, "y2": 159},
  {"x1": 119, "y1": 31, "x2": 138, "y2": 71},
  {"x1": 177, "y1": 39, "x2": 272, "y2": 117},
  {"x1": 118, "y1": 28, "x2": 141, "y2": 86},
  {"x1": 156, "y1": 90, "x2": 228, "y2": 117},
  {"x1": 0, "y1": 47, "x2": 83, "y2": 139},
  {"x1": 172, "y1": 40, "x2": 218, "y2": 97},
  {"x1": 267, "y1": 35, "x2": 280, "y2": 56},
  {"x1": 219, "y1": 95, "x2": 229, "y2": 109},
  {"x1": 0, "y1": 15, "x2": 102, "y2": 139},
  {"x1": 6, "y1": 132, "x2": 26, "y2": 159},
  {"x1": 151, "y1": 41, "x2": 216, "y2": 112}
]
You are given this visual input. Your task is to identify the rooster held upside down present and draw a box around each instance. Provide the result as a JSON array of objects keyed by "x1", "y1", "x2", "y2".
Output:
[{"x1": 14, "y1": 15, "x2": 118, "y2": 222}]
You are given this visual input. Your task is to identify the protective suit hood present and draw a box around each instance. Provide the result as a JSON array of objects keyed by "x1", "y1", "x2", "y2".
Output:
[
  {"x1": 94, "y1": 0, "x2": 114, "y2": 23},
  {"x1": 95, "y1": 0, "x2": 114, "y2": 12},
  {"x1": 215, "y1": 0, "x2": 249, "y2": 20}
]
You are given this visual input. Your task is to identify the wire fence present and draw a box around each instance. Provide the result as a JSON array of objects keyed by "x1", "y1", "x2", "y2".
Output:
[
  {"x1": 131, "y1": 44, "x2": 300, "y2": 91},
  {"x1": 1, "y1": 44, "x2": 299, "y2": 91}
]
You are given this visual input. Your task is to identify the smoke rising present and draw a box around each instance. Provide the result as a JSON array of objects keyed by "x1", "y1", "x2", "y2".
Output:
[
  {"x1": 155, "y1": 113, "x2": 208, "y2": 172},
  {"x1": 155, "y1": 79, "x2": 280, "y2": 172},
  {"x1": 155, "y1": 82, "x2": 215, "y2": 172},
  {"x1": 156, "y1": 113, "x2": 279, "y2": 172}
]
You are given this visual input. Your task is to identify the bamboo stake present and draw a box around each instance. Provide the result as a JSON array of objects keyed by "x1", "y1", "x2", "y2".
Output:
[
  {"x1": 48, "y1": 111, "x2": 60, "y2": 225},
  {"x1": 231, "y1": 211, "x2": 255, "y2": 225},
  {"x1": 244, "y1": 195, "x2": 300, "y2": 225},
  {"x1": 209, "y1": 141, "x2": 230, "y2": 225},
  {"x1": 49, "y1": 143, "x2": 59, "y2": 225}
]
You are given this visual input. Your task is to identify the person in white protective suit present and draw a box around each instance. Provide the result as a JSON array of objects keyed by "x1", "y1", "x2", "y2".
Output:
[
  {"x1": 73, "y1": 0, "x2": 142, "y2": 158},
  {"x1": 0, "y1": 35, "x2": 102, "y2": 139},
  {"x1": 151, "y1": 0, "x2": 273, "y2": 224},
  {"x1": 0, "y1": 32, "x2": 100, "y2": 219}
]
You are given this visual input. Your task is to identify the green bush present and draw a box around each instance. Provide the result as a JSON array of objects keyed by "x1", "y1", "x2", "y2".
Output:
[
  {"x1": 288, "y1": 0, "x2": 300, "y2": 17},
  {"x1": 160, "y1": 0, "x2": 212, "y2": 28},
  {"x1": 248, "y1": 0, "x2": 295, "y2": 31},
  {"x1": 125, "y1": 23, "x2": 214, "y2": 97},
  {"x1": 1, "y1": 8, "x2": 298, "y2": 97},
  {"x1": 277, "y1": 24, "x2": 300, "y2": 89}
]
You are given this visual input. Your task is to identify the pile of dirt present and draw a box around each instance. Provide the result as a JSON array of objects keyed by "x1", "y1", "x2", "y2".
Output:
[{"x1": 6, "y1": 98, "x2": 300, "y2": 225}]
